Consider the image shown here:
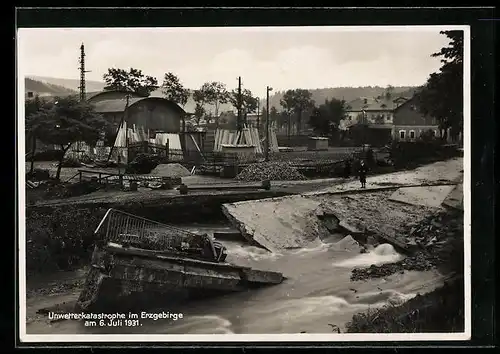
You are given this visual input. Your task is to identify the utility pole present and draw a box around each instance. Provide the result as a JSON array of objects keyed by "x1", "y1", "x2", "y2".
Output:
[
  {"x1": 237, "y1": 76, "x2": 242, "y2": 133},
  {"x1": 256, "y1": 97, "x2": 260, "y2": 134},
  {"x1": 265, "y1": 86, "x2": 273, "y2": 161},
  {"x1": 78, "y1": 43, "x2": 91, "y2": 102}
]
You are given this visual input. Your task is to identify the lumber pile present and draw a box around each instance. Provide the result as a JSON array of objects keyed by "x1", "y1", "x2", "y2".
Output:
[{"x1": 213, "y1": 126, "x2": 279, "y2": 154}]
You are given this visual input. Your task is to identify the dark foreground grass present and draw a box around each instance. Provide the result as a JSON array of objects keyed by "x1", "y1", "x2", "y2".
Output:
[{"x1": 346, "y1": 278, "x2": 465, "y2": 333}]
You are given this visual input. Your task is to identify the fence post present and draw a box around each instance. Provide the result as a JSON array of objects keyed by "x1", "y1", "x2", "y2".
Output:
[{"x1": 79, "y1": 171, "x2": 82, "y2": 183}]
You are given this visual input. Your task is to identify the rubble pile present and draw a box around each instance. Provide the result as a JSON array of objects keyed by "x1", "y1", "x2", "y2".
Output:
[
  {"x1": 351, "y1": 252, "x2": 435, "y2": 281},
  {"x1": 235, "y1": 161, "x2": 307, "y2": 182},
  {"x1": 150, "y1": 163, "x2": 191, "y2": 178},
  {"x1": 351, "y1": 209, "x2": 464, "y2": 281}
]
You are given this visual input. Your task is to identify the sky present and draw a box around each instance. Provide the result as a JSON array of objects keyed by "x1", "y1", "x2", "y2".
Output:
[{"x1": 18, "y1": 26, "x2": 453, "y2": 97}]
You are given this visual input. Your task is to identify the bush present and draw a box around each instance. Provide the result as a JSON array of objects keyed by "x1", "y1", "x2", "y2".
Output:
[
  {"x1": 389, "y1": 141, "x2": 459, "y2": 167},
  {"x1": 126, "y1": 153, "x2": 161, "y2": 174},
  {"x1": 26, "y1": 207, "x2": 108, "y2": 274}
]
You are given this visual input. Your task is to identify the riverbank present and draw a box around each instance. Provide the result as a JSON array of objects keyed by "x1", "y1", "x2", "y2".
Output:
[
  {"x1": 345, "y1": 205, "x2": 465, "y2": 333},
  {"x1": 346, "y1": 277, "x2": 464, "y2": 333}
]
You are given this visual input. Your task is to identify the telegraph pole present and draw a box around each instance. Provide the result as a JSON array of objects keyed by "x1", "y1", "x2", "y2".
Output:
[
  {"x1": 78, "y1": 43, "x2": 91, "y2": 102},
  {"x1": 265, "y1": 86, "x2": 273, "y2": 161},
  {"x1": 237, "y1": 76, "x2": 242, "y2": 132},
  {"x1": 256, "y1": 97, "x2": 260, "y2": 134}
]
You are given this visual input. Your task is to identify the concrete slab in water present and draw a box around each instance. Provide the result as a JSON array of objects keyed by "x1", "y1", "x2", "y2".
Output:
[
  {"x1": 389, "y1": 185, "x2": 456, "y2": 208},
  {"x1": 222, "y1": 195, "x2": 329, "y2": 252}
]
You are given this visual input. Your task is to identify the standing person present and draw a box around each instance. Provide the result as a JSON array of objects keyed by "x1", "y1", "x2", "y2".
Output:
[{"x1": 358, "y1": 160, "x2": 367, "y2": 188}]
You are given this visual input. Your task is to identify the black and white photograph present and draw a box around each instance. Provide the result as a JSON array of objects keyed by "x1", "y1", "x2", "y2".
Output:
[{"x1": 18, "y1": 22, "x2": 471, "y2": 343}]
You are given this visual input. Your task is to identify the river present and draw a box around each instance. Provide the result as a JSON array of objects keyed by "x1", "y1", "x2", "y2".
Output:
[{"x1": 25, "y1": 225, "x2": 446, "y2": 335}]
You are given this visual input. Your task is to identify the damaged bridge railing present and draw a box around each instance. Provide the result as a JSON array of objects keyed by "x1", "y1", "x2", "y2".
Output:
[{"x1": 94, "y1": 208, "x2": 225, "y2": 262}]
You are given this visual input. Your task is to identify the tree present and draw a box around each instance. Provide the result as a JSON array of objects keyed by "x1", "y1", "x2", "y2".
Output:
[
  {"x1": 161, "y1": 72, "x2": 189, "y2": 107},
  {"x1": 418, "y1": 30, "x2": 464, "y2": 140},
  {"x1": 308, "y1": 98, "x2": 349, "y2": 137},
  {"x1": 26, "y1": 96, "x2": 110, "y2": 180},
  {"x1": 199, "y1": 82, "x2": 229, "y2": 124},
  {"x1": 193, "y1": 103, "x2": 206, "y2": 124},
  {"x1": 25, "y1": 96, "x2": 53, "y2": 173},
  {"x1": 103, "y1": 68, "x2": 158, "y2": 97},
  {"x1": 384, "y1": 85, "x2": 394, "y2": 100},
  {"x1": 280, "y1": 89, "x2": 315, "y2": 134},
  {"x1": 229, "y1": 88, "x2": 259, "y2": 125}
]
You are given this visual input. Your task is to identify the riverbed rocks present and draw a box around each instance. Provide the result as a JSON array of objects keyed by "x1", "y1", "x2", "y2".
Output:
[{"x1": 235, "y1": 161, "x2": 307, "y2": 182}]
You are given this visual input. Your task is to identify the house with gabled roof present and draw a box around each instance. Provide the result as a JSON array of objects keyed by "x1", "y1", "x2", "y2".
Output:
[{"x1": 391, "y1": 95, "x2": 440, "y2": 141}]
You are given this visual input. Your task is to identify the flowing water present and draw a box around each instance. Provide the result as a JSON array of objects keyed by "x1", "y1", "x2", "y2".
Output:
[{"x1": 26, "y1": 225, "x2": 445, "y2": 335}]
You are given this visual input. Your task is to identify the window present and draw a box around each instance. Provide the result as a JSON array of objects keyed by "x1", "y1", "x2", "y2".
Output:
[
  {"x1": 409, "y1": 130, "x2": 416, "y2": 139},
  {"x1": 399, "y1": 130, "x2": 406, "y2": 139}
]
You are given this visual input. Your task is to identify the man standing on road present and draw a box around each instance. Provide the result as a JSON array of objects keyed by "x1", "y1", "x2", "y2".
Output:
[{"x1": 358, "y1": 160, "x2": 367, "y2": 188}]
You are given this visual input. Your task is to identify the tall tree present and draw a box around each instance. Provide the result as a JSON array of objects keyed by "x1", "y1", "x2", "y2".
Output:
[
  {"x1": 229, "y1": 88, "x2": 259, "y2": 123},
  {"x1": 26, "y1": 96, "x2": 110, "y2": 179},
  {"x1": 418, "y1": 30, "x2": 464, "y2": 140},
  {"x1": 309, "y1": 98, "x2": 348, "y2": 136},
  {"x1": 103, "y1": 68, "x2": 158, "y2": 97},
  {"x1": 280, "y1": 89, "x2": 315, "y2": 134},
  {"x1": 161, "y1": 72, "x2": 189, "y2": 107},
  {"x1": 199, "y1": 82, "x2": 229, "y2": 124}
]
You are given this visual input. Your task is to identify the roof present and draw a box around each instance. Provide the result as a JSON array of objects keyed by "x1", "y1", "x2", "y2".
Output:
[
  {"x1": 93, "y1": 97, "x2": 185, "y2": 114},
  {"x1": 346, "y1": 97, "x2": 399, "y2": 112},
  {"x1": 393, "y1": 94, "x2": 421, "y2": 113}
]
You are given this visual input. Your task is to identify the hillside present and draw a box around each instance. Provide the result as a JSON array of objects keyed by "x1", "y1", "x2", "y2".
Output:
[
  {"x1": 25, "y1": 78, "x2": 77, "y2": 96},
  {"x1": 25, "y1": 75, "x2": 418, "y2": 114},
  {"x1": 28, "y1": 76, "x2": 106, "y2": 93}
]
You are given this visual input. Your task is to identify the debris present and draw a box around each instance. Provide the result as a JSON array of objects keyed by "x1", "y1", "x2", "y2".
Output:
[
  {"x1": 235, "y1": 161, "x2": 307, "y2": 182},
  {"x1": 150, "y1": 163, "x2": 191, "y2": 178}
]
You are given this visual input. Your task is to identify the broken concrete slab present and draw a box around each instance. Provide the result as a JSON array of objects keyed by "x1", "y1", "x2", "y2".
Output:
[
  {"x1": 222, "y1": 195, "x2": 330, "y2": 252},
  {"x1": 388, "y1": 185, "x2": 456, "y2": 208}
]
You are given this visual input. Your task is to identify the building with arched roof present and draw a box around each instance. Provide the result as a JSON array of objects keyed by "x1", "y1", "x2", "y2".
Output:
[
  {"x1": 89, "y1": 92, "x2": 186, "y2": 134},
  {"x1": 87, "y1": 90, "x2": 145, "y2": 103}
]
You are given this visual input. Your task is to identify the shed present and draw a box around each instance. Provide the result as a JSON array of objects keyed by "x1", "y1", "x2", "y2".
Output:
[
  {"x1": 92, "y1": 96, "x2": 186, "y2": 134},
  {"x1": 307, "y1": 137, "x2": 329, "y2": 151}
]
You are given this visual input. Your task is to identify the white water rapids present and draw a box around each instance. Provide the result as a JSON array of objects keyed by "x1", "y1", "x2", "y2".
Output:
[{"x1": 26, "y1": 225, "x2": 445, "y2": 335}]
